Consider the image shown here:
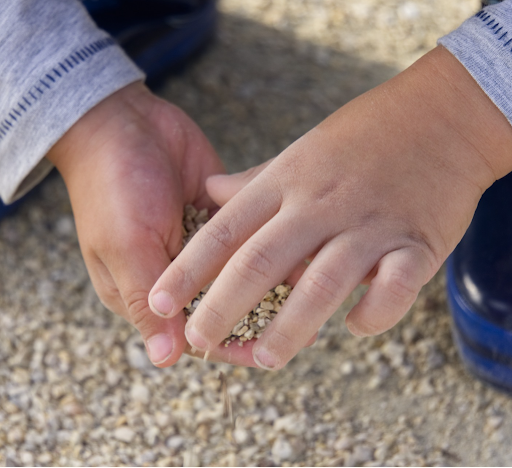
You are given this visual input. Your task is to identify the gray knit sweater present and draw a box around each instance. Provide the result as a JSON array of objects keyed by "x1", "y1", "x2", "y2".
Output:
[{"x1": 0, "y1": 0, "x2": 511, "y2": 203}]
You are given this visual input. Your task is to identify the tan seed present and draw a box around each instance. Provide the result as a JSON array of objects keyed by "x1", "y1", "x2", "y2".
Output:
[{"x1": 236, "y1": 325, "x2": 249, "y2": 336}]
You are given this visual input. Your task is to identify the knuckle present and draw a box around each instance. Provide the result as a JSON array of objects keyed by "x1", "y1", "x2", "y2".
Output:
[
  {"x1": 401, "y1": 228, "x2": 440, "y2": 275},
  {"x1": 198, "y1": 300, "x2": 228, "y2": 332},
  {"x1": 264, "y1": 328, "x2": 296, "y2": 369},
  {"x1": 167, "y1": 261, "x2": 192, "y2": 294},
  {"x1": 302, "y1": 270, "x2": 342, "y2": 308},
  {"x1": 264, "y1": 168, "x2": 285, "y2": 204},
  {"x1": 385, "y1": 267, "x2": 418, "y2": 304},
  {"x1": 202, "y1": 219, "x2": 235, "y2": 252},
  {"x1": 353, "y1": 315, "x2": 382, "y2": 336},
  {"x1": 312, "y1": 179, "x2": 340, "y2": 204},
  {"x1": 233, "y1": 243, "x2": 273, "y2": 284},
  {"x1": 96, "y1": 282, "x2": 120, "y2": 305},
  {"x1": 98, "y1": 292, "x2": 121, "y2": 316},
  {"x1": 272, "y1": 328, "x2": 295, "y2": 349},
  {"x1": 243, "y1": 165, "x2": 263, "y2": 181},
  {"x1": 89, "y1": 272, "x2": 123, "y2": 315},
  {"x1": 125, "y1": 290, "x2": 152, "y2": 330}
]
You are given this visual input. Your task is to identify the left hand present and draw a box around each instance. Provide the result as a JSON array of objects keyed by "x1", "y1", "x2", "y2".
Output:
[{"x1": 148, "y1": 46, "x2": 512, "y2": 369}]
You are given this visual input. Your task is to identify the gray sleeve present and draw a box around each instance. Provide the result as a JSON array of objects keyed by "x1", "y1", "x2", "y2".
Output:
[
  {"x1": 0, "y1": 0, "x2": 145, "y2": 204},
  {"x1": 438, "y1": 1, "x2": 512, "y2": 126}
]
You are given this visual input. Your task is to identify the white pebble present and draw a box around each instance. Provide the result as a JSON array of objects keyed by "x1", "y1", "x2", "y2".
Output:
[
  {"x1": 140, "y1": 451, "x2": 156, "y2": 464},
  {"x1": 264, "y1": 406, "x2": 280, "y2": 422},
  {"x1": 183, "y1": 451, "x2": 200, "y2": 467},
  {"x1": 340, "y1": 361, "x2": 354, "y2": 375},
  {"x1": 54, "y1": 216, "x2": 75, "y2": 237},
  {"x1": 114, "y1": 427, "x2": 135, "y2": 443},
  {"x1": 37, "y1": 453, "x2": 53, "y2": 464},
  {"x1": 334, "y1": 436, "x2": 354, "y2": 451},
  {"x1": 20, "y1": 452, "x2": 34, "y2": 465},
  {"x1": 188, "y1": 379, "x2": 202, "y2": 393},
  {"x1": 105, "y1": 368, "x2": 122, "y2": 387},
  {"x1": 233, "y1": 428, "x2": 250, "y2": 445},
  {"x1": 272, "y1": 437, "x2": 294, "y2": 462},
  {"x1": 487, "y1": 416, "x2": 504, "y2": 430},
  {"x1": 382, "y1": 341, "x2": 405, "y2": 368},
  {"x1": 155, "y1": 411, "x2": 171, "y2": 428},
  {"x1": 167, "y1": 435, "x2": 186, "y2": 450},
  {"x1": 130, "y1": 383, "x2": 150, "y2": 404},
  {"x1": 125, "y1": 335, "x2": 152, "y2": 370},
  {"x1": 274, "y1": 414, "x2": 306, "y2": 436},
  {"x1": 144, "y1": 426, "x2": 159, "y2": 445},
  {"x1": 7, "y1": 426, "x2": 24, "y2": 444},
  {"x1": 228, "y1": 383, "x2": 244, "y2": 397},
  {"x1": 353, "y1": 445, "x2": 374, "y2": 464}
]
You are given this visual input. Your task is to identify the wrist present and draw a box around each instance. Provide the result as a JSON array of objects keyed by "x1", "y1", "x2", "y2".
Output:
[
  {"x1": 404, "y1": 46, "x2": 512, "y2": 186},
  {"x1": 46, "y1": 81, "x2": 151, "y2": 178}
]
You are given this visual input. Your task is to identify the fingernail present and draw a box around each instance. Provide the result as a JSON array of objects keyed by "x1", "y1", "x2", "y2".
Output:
[
  {"x1": 150, "y1": 291, "x2": 174, "y2": 317},
  {"x1": 146, "y1": 333, "x2": 174, "y2": 364},
  {"x1": 185, "y1": 327, "x2": 208, "y2": 351},
  {"x1": 253, "y1": 347, "x2": 277, "y2": 370},
  {"x1": 345, "y1": 320, "x2": 368, "y2": 337}
]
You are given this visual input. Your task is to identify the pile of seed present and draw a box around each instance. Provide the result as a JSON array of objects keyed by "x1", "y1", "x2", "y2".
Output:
[
  {"x1": 182, "y1": 205, "x2": 209, "y2": 247},
  {"x1": 182, "y1": 205, "x2": 292, "y2": 347}
]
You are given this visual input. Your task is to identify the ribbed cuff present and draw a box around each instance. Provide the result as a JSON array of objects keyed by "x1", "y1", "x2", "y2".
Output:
[
  {"x1": 438, "y1": 2, "x2": 512, "y2": 127},
  {"x1": 0, "y1": 39, "x2": 144, "y2": 203}
]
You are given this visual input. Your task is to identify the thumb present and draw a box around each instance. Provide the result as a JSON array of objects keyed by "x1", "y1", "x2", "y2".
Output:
[
  {"x1": 105, "y1": 233, "x2": 188, "y2": 368},
  {"x1": 206, "y1": 158, "x2": 275, "y2": 207}
]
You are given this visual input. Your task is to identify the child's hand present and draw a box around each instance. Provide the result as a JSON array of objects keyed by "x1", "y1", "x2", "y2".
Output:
[
  {"x1": 149, "y1": 46, "x2": 512, "y2": 370},
  {"x1": 47, "y1": 82, "x2": 225, "y2": 367}
]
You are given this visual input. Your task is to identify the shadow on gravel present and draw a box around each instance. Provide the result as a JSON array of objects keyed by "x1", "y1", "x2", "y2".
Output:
[{"x1": 159, "y1": 12, "x2": 400, "y2": 173}]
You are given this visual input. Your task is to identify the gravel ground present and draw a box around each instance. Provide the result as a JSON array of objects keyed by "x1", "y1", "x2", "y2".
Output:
[{"x1": 4, "y1": 0, "x2": 512, "y2": 466}]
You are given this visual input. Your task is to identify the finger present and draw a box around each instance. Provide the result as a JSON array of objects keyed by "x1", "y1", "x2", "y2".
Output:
[
  {"x1": 206, "y1": 158, "x2": 275, "y2": 207},
  {"x1": 149, "y1": 176, "x2": 282, "y2": 319},
  {"x1": 86, "y1": 250, "x2": 316, "y2": 357},
  {"x1": 183, "y1": 331, "x2": 318, "y2": 366},
  {"x1": 285, "y1": 259, "x2": 309, "y2": 287},
  {"x1": 345, "y1": 247, "x2": 432, "y2": 337},
  {"x1": 84, "y1": 252, "x2": 127, "y2": 318},
  {"x1": 103, "y1": 229, "x2": 189, "y2": 367},
  {"x1": 305, "y1": 332, "x2": 318, "y2": 348},
  {"x1": 184, "y1": 209, "x2": 322, "y2": 352},
  {"x1": 251, "y1": 235, "x2": 377, "y2": 370}
]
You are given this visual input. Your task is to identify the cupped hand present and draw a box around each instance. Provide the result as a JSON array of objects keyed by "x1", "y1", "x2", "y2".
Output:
[
  {"x1": 47, "y1": 81, "x2": 225, "y2": 367},
  {"x1": 149, "y1": 46, "x2": 512, "y2": 370}
]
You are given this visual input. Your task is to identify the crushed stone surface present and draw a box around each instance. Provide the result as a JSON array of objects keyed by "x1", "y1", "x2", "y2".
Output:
[{"x1": 5, "y1": 0, "x2": 512, "y2": 466}]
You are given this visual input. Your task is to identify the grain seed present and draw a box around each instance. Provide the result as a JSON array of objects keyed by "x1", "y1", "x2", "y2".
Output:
[{"x1": 182, "y1": 205, "x2": 292, "y2": 347}]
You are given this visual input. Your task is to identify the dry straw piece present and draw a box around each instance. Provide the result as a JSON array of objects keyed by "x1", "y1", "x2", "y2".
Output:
[{"x1": 182, "y1": 205, "x2": 292, "y2": 347}]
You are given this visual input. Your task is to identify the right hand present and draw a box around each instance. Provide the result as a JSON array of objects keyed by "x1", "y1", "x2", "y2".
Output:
[{"x1": 47, "y1": 82, "x2": 226, "y2": 367}]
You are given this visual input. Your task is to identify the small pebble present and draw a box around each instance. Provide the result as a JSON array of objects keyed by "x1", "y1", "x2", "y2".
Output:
[
  {"x1": 114, "y1": 427, "x2": 136, "y2": 443},
  {"x1": 272, "y1": 437, "x2": 294, "y2": 462},
  {"x1": 130, "y1": 383, "x2": 150, "y2": 404}
]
